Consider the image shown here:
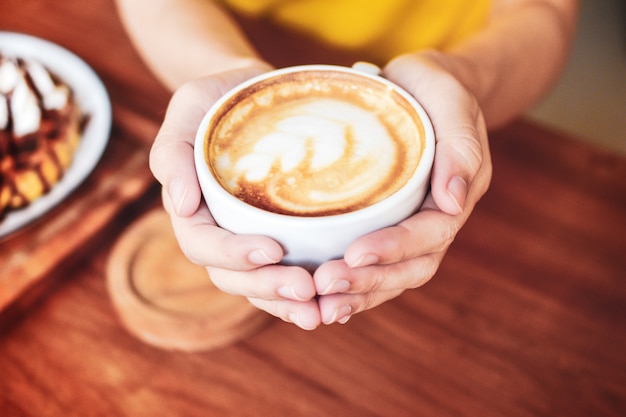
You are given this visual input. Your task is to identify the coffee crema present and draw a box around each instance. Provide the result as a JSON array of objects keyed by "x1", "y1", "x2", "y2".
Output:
[{"x1": 205, "y1": 70, "x2": 425, "y2": 216}]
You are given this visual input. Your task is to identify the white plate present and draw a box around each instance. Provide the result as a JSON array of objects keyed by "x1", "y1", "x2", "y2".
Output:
[{"x1": 0, "y1": 32, "x2": 112, "y2": 239}]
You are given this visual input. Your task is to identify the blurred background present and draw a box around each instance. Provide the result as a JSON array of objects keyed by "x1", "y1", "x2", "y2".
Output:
[{"x1": 528, "y1": 0, "x2": 626, "y2": 154}]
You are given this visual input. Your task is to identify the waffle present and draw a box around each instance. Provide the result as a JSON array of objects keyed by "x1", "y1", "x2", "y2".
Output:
[{"x1": 0, "y1": 54, "x2": 82, "y2": 219}]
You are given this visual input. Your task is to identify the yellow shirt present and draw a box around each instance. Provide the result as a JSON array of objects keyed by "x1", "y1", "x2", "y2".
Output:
[{"x1": 220, "y1": 0, "x2": 491, "y2": 61}]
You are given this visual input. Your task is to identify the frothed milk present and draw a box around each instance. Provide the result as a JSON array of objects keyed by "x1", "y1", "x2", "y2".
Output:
[{"x1": 204, "y1": 70, "x2": 425, "y2": 216}]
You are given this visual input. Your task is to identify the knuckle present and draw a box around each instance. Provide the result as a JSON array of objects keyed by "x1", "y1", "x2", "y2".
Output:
[
  {"x1": 362, "y1": 292, "x2": 379, "y2": 311},
  {"x1": 407, "y1": 259, "x2": 439, "y2": 290},
  {"x1": 437, "y1": 219, "x2": 460, "y2": 251},
  {"x1": 177, "y1": 240, "x2": 203, "y2": 266},
  {"x1": 449, "y1": 125, "x2": 484, "y2": 173},
  {"x1": 148, "y1": 137, "x2": 177, "y2": 182},
  {"x1": 148, "y1": 143, "x2": 163, "y2": 179},
  {"x1": 348, "y1": 268, "x2": 386, "y2": 294},
  {"x1": 425, "y1": 217, "x2": 461, "y2": 255}
]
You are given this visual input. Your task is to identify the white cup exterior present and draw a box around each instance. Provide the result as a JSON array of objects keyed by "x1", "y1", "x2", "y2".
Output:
[{"x1": 194, "y1": 64, "x2": 435, "y2": 268}]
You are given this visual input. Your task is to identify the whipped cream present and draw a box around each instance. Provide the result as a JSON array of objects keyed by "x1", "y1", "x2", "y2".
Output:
[
  {"x1": 26, "y1": 59, "x2": 69, "y2": 110},
  {"x1": 0, "y1": 55, "x2": 69, "y2": 136}
]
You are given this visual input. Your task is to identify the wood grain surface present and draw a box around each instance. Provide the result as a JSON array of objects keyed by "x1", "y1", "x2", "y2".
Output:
[
  {"x1": 0, "y1": 0, "x2": 168, "y2": 316},
  {"x1": 1, "y1": 1, "x2": 625, "y2": 416}
]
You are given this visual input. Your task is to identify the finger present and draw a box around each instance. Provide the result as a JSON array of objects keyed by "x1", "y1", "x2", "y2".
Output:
[
  {"x1": 317, "y1": 289, "x2": 404, "y2": 325},
  {"x1": 150, "y1": 81, "x2": 224, "y2": 217},
  {"x1": 315, "y1": 252, "x2": 442, "y2": 296},
  {"x1": 150, "y1": 68, "x2": 271, "y2": 217},
  {"x1": 342, "y1": 206, "x2": 462, "y2": 267},
  {"x1": 384, "y1": 53, "x2": 492, "y2": 216},
  {"x1": 429, "y1": 112, "x2": 490, "y2": 216},
  {"x1": 152, "y1": 135, "x2": 201, "y2": 217},
  {"x1": 165, "y1": 192, "x2": 284, "y2": 270},
  {"x1": 207, "y1": 264, "x2": 316, "y2": 302},
  {"x1": 247, "y1": 297, "x2": 321, "y2": 331}
]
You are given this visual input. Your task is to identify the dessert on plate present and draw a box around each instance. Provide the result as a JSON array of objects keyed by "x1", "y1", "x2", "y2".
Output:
[{"x1": 0, "y1": 53, "x2": 82, "y2": 219}]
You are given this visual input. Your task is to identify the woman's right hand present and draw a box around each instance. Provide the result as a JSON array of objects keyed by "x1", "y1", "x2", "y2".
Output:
[{"x1": 150, "y1": 66, "x2": 323, "y2": 330}]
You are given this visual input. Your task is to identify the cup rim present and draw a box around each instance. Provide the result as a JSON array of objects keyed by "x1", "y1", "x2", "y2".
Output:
[{"x1": 194, "y1": 64, "x2": 435, "y2": 226}]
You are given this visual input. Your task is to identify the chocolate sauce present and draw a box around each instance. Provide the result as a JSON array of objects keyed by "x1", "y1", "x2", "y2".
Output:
[{"x1": 0, "y1": 53, "x2": 81, "y2": 219}]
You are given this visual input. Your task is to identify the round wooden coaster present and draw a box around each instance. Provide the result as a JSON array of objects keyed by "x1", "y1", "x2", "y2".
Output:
[{"x1": 106, "y1": 209, "x2": 269, "y2": 352}]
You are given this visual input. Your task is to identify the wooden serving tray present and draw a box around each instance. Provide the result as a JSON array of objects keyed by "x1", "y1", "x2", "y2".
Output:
[
  {"x1": 0, "y1": 0, "x2": 175, "y2": 326},
  {"x1": 0, "y1": 106, "x2": 159, "y2": 326}
]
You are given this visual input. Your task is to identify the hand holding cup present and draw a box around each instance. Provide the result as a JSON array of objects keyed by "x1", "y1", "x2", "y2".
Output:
[{"x1": 151, "y1": 57, "x2": 490, "y2": 330}]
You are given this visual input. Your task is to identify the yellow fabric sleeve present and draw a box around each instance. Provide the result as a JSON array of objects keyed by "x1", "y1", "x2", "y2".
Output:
[{"x1": 220, "y1": 0, "x2": 491, "y2": 60}]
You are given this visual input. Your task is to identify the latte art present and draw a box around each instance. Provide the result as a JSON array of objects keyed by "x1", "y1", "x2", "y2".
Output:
[
  {"x1": 227, "y1": 100, "x2": 386, "y2": 181},
  {"x1": 206, "y1": 70, "x2": 424, "y2": 216}
]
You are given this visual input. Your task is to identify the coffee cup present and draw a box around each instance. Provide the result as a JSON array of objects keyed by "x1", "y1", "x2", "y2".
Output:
[{"x1": 194, "y1": 63, "x2": 435, "y2": 268}]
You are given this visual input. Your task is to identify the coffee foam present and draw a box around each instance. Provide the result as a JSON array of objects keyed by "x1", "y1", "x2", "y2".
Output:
[{"x1": 206, "y1": 70, "x2": 425, "y2": 216}]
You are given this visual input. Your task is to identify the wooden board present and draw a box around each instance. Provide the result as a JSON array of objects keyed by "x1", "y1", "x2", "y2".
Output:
[{"x1": 0, "y1": 0, "x2": 170, "y2": 320}]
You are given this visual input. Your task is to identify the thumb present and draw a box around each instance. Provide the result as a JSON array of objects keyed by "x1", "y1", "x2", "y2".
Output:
[
  {"x1": 151, "y1": 66, "x2": 272, "y2": 217},
  {"x1": 384, "y1": 53, "x2": 489, "y2": 217},
  {"x1": 429, "y1": 123, "x2": 484, "y2": 216}
]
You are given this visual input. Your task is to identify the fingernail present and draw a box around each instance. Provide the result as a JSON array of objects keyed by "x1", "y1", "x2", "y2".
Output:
[
  {"x1": 288, "y1": 313, "x2": 316, "y2": 330},
  {"x1": 278, "y1": 285, "x2": 309, "y2": 301},
  {"x1": 319, "y1": 279, "x2": 350, "y2": 295},
  {"x1": 326, "y1": 305, "x2": 352, "y2": 325},
  {"x1": 338, "y1": 314, "x2": 352, "y2": 325},
  {"x1": 348, "y1": 253, "x2": 379, "y2": 268},
  {"x1": 288, "y1": 313, "x2": 301, "y2": 328},
  {"x1": 168, "y1": 178, "x2": 187, "y2": 216},
  {"x1": 447, "y1": 175, "x2": 467, "y2": 214},
  {"x1": 248, "y1": 249, "x2": 279, "y2": 265}
]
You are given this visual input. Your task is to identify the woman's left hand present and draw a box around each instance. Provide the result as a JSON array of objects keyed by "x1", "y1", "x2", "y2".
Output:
[{"x1": 313, "y1": 52, "x2": 493, "y2": 325}]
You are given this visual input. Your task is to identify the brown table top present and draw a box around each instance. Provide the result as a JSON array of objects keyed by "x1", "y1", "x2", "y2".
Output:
[{"x1": 1, "y1": 1, "x2": 625, "y2": 416}]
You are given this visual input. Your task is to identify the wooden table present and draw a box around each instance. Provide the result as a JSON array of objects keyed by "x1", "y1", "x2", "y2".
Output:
[{"x1": 1, "y1": 1, "x2": 625, "y2": 416}]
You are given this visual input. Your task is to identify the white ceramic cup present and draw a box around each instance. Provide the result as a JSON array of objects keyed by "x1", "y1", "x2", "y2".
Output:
[{"x1": 194, "y1": 63, "x2": 435, "y2": 268}]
